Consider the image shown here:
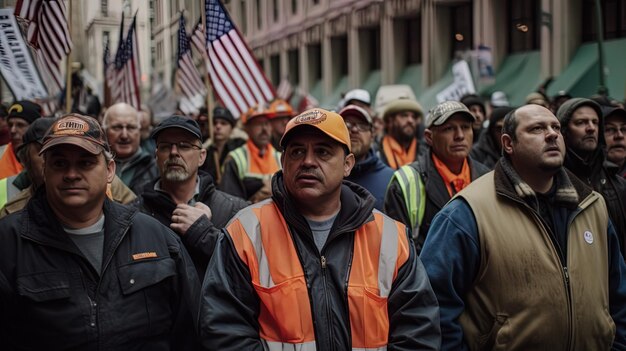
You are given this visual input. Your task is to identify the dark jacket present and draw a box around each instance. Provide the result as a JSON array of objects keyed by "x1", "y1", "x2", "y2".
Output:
[
  {"x1": 557, "y1": 98, "x2": 626, "y2": 257},
  {"x1": 346, "y1": 148, "x2": 395, "y2": 211},
  {"x1": 200, "y1": 138, "x2": 246, "y2": 183},
  {"x1": 385, "y1": 150, "x2": 490, "y2": 252},
  {"x1": 469, "y1": 130, "x2": 500, "y2": 169},
  {"x1": 116, "y1": 148, "x2": 158, "y2": 196},
  {"x1": 0, "y1": 189, "x2": 201, "y2": 350},
  {"x1": 198, "y1": 171, "x2": 441, "y2": 350},
  {"x1": 132, "y1": 171, "x2": 248, "y2": 277}
]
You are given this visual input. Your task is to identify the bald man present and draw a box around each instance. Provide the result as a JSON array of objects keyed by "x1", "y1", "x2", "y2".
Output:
[{"x1": 103, "y1": 103, "x2": 158, "y2": 195}]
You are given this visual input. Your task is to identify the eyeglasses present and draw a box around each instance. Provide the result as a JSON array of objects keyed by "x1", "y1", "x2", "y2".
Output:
[
  {"x1": 108, "y1": 124, "x2": 139, "y2": 133},
  {"x1": 156, "y1": 141, "x2": 201, "y2": 153},
  {"x1": 605, "y1": 126, "x2": 626, "y2": 136},
  {"x1": 345, "y1": 121, "x2": 371, "y2": 132}
]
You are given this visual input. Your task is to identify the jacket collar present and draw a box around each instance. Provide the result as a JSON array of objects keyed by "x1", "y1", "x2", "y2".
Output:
[{"x1": 494, "y1": 157, "x2": 591, "y2": 211}]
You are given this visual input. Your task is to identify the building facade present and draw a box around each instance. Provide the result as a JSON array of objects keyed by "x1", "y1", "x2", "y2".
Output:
[{"x1": 224, "y1": 0, "x2": 626, "y2": 112}]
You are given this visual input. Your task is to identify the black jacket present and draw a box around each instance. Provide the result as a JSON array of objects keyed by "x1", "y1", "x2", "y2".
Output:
[
  {"x1": 198, "y1": 172, "x2": 440, "y2": 350},
  {"x1": 0, "y1": 189, "x2": 201, "y2": 350},
  {"x1": 132, "y1": 171, "x2": 248, "y2": 278},
  {"x1": 200, "y1": 138, "x2": 246, "y2": 183},
  {"x1": 385, "y1": 150, "x2": 490, "y2": 252},
  {"x1": 116, "y1": 148, "x2": 158, "y2": 196}
]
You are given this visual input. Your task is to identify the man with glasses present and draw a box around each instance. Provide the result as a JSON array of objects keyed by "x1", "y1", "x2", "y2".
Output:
[
  {"x1": 339, "y1": 104, "x2": 393, "y2": 210},
  {"x1": 132, "y1": 115, "x2": 247, "y2": 277},
  {"x1": 219, "y1": 104, "x2": 281, "y2": 203},
  {"x1": 604, "y1": 106, "x2": 626, "y2": 178},
  {"x1": 103, "y1": 103, "x2": 157, "y2": 195}
]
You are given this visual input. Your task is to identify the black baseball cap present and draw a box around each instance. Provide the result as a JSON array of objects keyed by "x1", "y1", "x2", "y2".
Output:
[
  {"x1": 150, "y1": 115, "x2": 203, "y2": 141},
  {"x1": 18, "y1": 117, "x2": 55, "y2": 153}
]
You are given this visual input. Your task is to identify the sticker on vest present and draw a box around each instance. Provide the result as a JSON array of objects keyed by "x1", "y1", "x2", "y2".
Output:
[{"x1": 583, "y1": 231, "x2": 594, "y2": 244}]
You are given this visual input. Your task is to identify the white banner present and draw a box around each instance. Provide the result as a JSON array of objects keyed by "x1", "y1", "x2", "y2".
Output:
[
  {"x1": 436, "y1": 60, "x2": 476, "y2": 103},
  {"x1": 0, "y1": 9, "x2": 48, "y2": 100}
]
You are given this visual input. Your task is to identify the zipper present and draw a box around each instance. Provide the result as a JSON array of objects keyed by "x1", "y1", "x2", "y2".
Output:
[{"x1": 320, "y1": 254, "x2": 335, "y2": 351}]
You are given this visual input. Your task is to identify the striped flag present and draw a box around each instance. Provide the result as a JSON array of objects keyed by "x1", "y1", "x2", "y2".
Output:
[
  {"x1": 176, "y1": 13, "x2": 206, "y2": 115},
  {"x1": 108, "y1": 15, "x2": 125, "y2": 105},
  {"x1": 14, "y1": 0, "x2": 72, "y2": 100},
  {"x1": 190, "y1": 18, "x2": 207, "y2": 59},
  {"x1": 205, "y1": 0, "x2": 275, "y2": 119},
  {"x1": 113, "y1": 14, "x2": 141, "y2": 109}
]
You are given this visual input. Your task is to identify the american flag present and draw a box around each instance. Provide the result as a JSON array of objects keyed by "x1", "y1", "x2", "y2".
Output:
[
  {"x1": 176, "y1": 13, "x2": 206, "y2": 115},
  {"x1": 190, "y1": 18, "x2": 207, "y2": 59},
  {"x1": 107, "y1": 15, "x2": 125, "y2": 105},
  {"x1": 14, "y1": 0, "x2": 72, "y2": 101},
  {"x1": 205, "y1": 0, "x2": 275, "y2": 119},
  {"x1": 113, "y1": 14, "x2": 141, "y2": 109}
]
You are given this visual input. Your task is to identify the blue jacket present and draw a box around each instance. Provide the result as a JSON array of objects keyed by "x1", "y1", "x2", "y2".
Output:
[
  {"x1": 346, "y1": 148, "x2": 395, "y2": 211},
  {"x1": 420, "y1": 165, "x2": 626, "y2": 350}
]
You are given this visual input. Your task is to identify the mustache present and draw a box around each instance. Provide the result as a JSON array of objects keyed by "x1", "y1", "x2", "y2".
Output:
[
  {"x1": 296, "y1": 168, "x2": 323, "y2": 180},
  {"x1": 164, "y1": 158, "x2": 186, "y2": 168}
]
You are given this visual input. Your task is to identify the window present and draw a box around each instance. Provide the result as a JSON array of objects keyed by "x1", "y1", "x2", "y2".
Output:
[
  {"x1": 451, "y1": 4, "x2": 473, "y2": 57},
  {"x1": 240, "y1": 0, "x2": 247, "y2": 34},
  {"x1": 101, "y1": 0, "x2": 108, "y2": 17},
  {"x1": 273, "y1": 0, "x2": 279, "y2": 22},
  {"x1": 582, "y1": 0, "x2": 626, "y2": 41},
  {"x1": 508, "y1": 0, "x2": 539, "y2": 52},
  {"x1": 288, "y1": 49, "x2": 300, "y2": 85},
  {"x1": 307, "y1": 43, "x2": 322, "y2": 81},
  {"x1": 256, "y1": 0, "x2": 262, "y2": 30},
  {"x1": 405, "y1": 16, "x2": 421, "y2": 64},
  {"x1": 362, "y1": 27, "x2": 381, "y2": 70},
  {"x1": 331, "y1": 36, "x2": 348, "y2": 77},
  {"x1": 270, "y1": 54, "x2": 280, "y2": 87},
  {"x1": 292, "y1": 0, "x2": 297, "y2": 14}
]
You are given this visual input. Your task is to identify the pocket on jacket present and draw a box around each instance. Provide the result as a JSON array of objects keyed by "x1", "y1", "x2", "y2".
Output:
[
  {"x1": 17, "y1": 271, "x2": 71, "y2": 302},
  {"x1": 347, "y1": 285, "x2": 389, "y2": 348},
  {"x1": 252, "y1": 276, "x2": 314, "y2": 343},
  {"x1": 118, "y1": 257, "x2": 176, "y2": 295}
]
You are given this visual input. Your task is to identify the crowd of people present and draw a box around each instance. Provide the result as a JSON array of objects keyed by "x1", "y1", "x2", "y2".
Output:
[{"x1": 0, "y1": 85, "x2": 625, "y2": 350}]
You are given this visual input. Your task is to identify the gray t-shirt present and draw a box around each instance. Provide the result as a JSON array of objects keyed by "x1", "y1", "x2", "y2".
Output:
[
  {"x1": 305, "y1": 211, "x2": 339, "y2": 253},
  {"x1": 65, "y1": 215, "x2": 105, "y2": 275}
]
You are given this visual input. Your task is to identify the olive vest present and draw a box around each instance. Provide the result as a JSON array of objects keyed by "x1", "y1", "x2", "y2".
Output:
[{"x1": 458, "y1": 172, "x2": 615, "y2": 350}]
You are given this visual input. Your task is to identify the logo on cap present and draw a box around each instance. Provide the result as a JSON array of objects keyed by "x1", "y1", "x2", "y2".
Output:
[
  {"x1": 8, "y1": 104, "x2": 23, "y2": 114},
  {"x1": 52, "y1": 117, "x2": 90, "y2": 136},
  {"x1": 583, "y1": 230, "x2": 594, "y2": 244},
  {"x1": 294, "y1": 109, "x2": 326, "y2": 125}
]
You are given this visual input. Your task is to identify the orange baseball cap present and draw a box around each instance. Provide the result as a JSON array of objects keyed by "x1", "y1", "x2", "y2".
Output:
[{"x1": 280, "y1": 108, "x2": 351, "y2": 152}]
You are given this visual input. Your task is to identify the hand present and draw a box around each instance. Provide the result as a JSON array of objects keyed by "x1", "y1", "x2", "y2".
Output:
[{"x1": 170, "y1": 203, "x2": 213, "y2": 236}]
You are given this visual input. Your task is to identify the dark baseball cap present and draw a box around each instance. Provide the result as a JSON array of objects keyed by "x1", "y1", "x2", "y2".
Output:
[
  {"x1": 150, "y1": 115, "x2": 203, "y2": 141},
  {"x1": 7, "y1": 100, "x2": 42, "y2": 124},
  {"x1": 18, "y1": 117, "x2": 55, "y2": 153},
  {"x1": 213, "y1": 107, "x2": 236, "y2": 126},
  {"x1": 40, "y1": 114, "x2": 111, "y2": 155}
]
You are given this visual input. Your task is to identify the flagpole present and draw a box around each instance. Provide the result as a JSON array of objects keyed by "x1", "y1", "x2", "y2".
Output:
[
  {"x1": 203, "y1": 0, "x2": 220, "y2": 184},
  {"x1": 65, "y1": 0, "x2": 73, "y2": 113}
]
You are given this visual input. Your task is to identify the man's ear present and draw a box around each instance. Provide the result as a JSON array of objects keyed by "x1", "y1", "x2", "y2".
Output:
[
  {"x1": 501, "y1": 134, "x2": 514, "y2": 156},
  {"x1": 424, "y1": 128, "x2": 433, "y2": 147},
  {"x1": 106, "y1": 158, "x2": 116, "y2": 183},
  {"x1": 343, "y1": 153, "x2": 355, "y2": 177}
]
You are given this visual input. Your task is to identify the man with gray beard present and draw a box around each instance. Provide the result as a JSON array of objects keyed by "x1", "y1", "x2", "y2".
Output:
[{"x1": 131, "y1": 115, "x2": 247, "y2": 278}]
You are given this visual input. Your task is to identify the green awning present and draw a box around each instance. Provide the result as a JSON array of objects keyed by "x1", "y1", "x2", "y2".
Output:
[
  {"x1": 396, "y1": 64, "x2": 424, "y2": 99},
  {"x1": 547, "y1": 38, "x2": 626, "y2": 101},
  {"x1": 319, "y1": 75, "x2": 348, "y2": 110},
  {"x1": 417, "y1": 63, "x2": 454, "y2": 112},
  {"x1": 480, "y1": 51, "x2": 542, "y2": 106},
  {"x1": 310, "y1": 79, "x2": 323, "y2": 102},
  {"x1": 361, "y1": 69, "x2": 381, "y2": 99}
]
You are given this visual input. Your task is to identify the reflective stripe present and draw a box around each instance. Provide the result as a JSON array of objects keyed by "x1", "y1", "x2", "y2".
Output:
[
  {"x1": 234, "y1": 199, "x2": 275, "y2": 287},
  {"x1": 392, "y1": 165, "x2": 425, "y2": 239},
  {"x1": 352, "y1": 347, "x2": 387, "y2": 351},
  {"x1": 376, "y1": 211, "x2": 399, "y2": 297},
  {"x1": 0, "y1": 178, "x2": 7, "y2": 209},
  {"x1": 230, "y1": 147, "x2": 248, "y2": 180},
  {"x1": 262, "y1": 340, "x2": 317, "y2": 351}
]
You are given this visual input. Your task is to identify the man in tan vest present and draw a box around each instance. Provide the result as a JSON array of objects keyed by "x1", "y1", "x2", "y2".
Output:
[{"x1": 420, "y1": 104, "x2": 626, "y2": 350}]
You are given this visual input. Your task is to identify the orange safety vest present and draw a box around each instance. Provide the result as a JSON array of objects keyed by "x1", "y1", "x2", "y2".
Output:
[
  {"x1": 226, "y1": 200, "x2": 410, "y2": 350},
  {"x1": 0, "y1": 143, "x2": 23, "y2": 179}
]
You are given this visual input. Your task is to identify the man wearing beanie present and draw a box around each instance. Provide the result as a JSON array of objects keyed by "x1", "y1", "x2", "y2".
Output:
[
  {"x1": 0, "y1": 101, "x2": 42, "y2": 179},
  {"x1": 460, "y1": 94, "x2": 487, "y2": 142},
  {"x1": 200, "y1": 106, "x2": 245, "y2": 183},
  {"x1": 557, "y1": 98, "x2": 626, "y2": 257},
  {"x1": 470, "y1": 106, "x2": 516, "y2": 169}
]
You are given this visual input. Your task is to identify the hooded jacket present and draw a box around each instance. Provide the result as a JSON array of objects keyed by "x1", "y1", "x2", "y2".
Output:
[
  {"x1": 132, "y1": 171, "x2": 248, "y2": 278},
  {"x1": 198, "y1": 171, "x2": 440, "y2": 350},
  {"x1": 557, "y1": 98, "x2": 626, "y2": 257},
  {"x1": 470, "y1": 106, "x2": 515, "y2": 169},
  {"x1": 345, "y1": 148, "x2": 395, "y2": 211},
  {"x1": 0, "y1": 188, "x2": 201, "y2": 350},
  {"x1": 116, "y1": 147, "x2": 158, "y2": 196}
]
